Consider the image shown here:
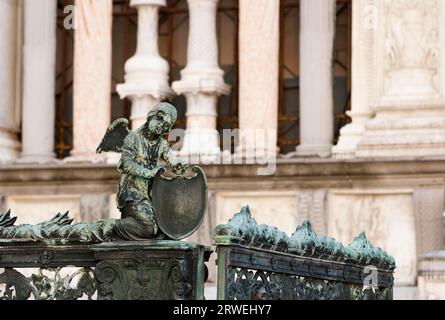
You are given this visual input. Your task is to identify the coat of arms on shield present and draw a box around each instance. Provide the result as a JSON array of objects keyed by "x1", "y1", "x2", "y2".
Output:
[{"x1": 152, "y1": 166, "x2": 208, "y2": 240}]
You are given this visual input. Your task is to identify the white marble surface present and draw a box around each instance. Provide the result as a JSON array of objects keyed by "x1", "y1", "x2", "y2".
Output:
[
  {"x1": 296, "y1": 0, "x2": 336, "y2": 158},
  {"x1": 117, "y1": 0, "x2": 173, "y2": 130},
  {"x1": 0, "y1": 0, "x2": 21, "y2": 162},
  {"x1": 69, "y1": 0, "x2": 112, "y2": 161},
  {"x1": 20, "y1": 0, "x2": 57, "y2": 163},
  {"x1": 237, "y1": 0, "x2": 279, "y2": 156},
  {"x1": 7, "y1": 195, "x2": 81, "y2": 225},
  {"x1": 173, "y1": 0, "x2": 230, "y2": 157},
  {"x1": 215, "y1": 191, "x2": 299, "y2": 235},
  {"x1": 336, "y1": 0, "x2": 445, "y2": 158},
  {"x1": 333, "y1": 0, "x2": 375, "y2": 158},
  {"x1": 327, "y1": 189, "x2": 417, "y2": 286}
]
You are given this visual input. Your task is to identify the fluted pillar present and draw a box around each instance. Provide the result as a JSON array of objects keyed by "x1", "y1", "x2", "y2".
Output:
[
  {"x1": 0, "y1": 0, "x2": 21, "y2": 162},
  {"x1": 117, "y1": 0, "x2": 173, "y2": 130},
  {"x1": 20, "y1": 0, "x2": 57, "y2": 163},
  {"x1": 68, "y1": 0, "x2": 113, "y2": 162},
  {"x1": 296, "y1": 0, "x2": 336, "y2": 158},
  {"x1": 333, "y1": 0, "x2": 375, "y2": 159},
  {"x1": 237, "y1": 0, "x2": 279, "y2": 158},
  {"x1": 172, "y1": 0, "x2": 230, "y2": 158}
]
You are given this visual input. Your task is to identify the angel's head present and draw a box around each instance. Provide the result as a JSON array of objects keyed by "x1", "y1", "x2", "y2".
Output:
[{"x1": 145, "y1": 102, "x2": 177, "y2": 136}]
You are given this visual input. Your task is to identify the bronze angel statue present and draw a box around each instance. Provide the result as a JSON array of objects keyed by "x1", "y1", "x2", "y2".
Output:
[
  {"x1": 96, "y1": 102, "x2": 187, "y2": 240},
  {"x1": 0, "y1": 102, "x2": 189, "y2": 243}
]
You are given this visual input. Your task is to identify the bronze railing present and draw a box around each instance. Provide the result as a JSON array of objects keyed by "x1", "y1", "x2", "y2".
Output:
[
  {"x1": 213, "y1": 206, "x2": 395, "y2": 300},
  {"x1": 0, "y1": 240, "x2": 210, "y2": 300}
]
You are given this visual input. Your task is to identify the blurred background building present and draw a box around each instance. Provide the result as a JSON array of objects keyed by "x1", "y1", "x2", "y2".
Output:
[{"x1": 1, "y1": 0, "x2": 445, "y2": 299}]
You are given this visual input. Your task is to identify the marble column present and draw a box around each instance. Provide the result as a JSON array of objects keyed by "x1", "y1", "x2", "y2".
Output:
[
  {"x1": 0, "y1": 0, "x2": 21, "y2": 162},
  {"x1": 68, "y1": 0, "x2": 113, "y2": 162},
  {"x1": 20, "y1": 0, "x2": 57, "y2": 163},
  {"x1": 333, "y1": 0, "x2": 375, "y2": 159},
  {"x1": 117, "y1": 0, "x2": 173, "y2": 130},
  {"x1": 237, "y1": 0, "x2": 279, "y2": 158},
  {"x1": 296, "y1": 0, "x2": 336, "y2": 158},
  {"x1": 172, "y1": 0, "x2": 230, "y2": 158},
  {"x1": 355, "y1": 0, "x2": 445, "y2": 158}
]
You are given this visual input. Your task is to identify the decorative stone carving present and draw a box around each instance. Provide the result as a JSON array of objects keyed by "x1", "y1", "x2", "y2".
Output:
[
  {"x1": 327, "y1": 189, "x2": 416, "y2": 285},
  {"x1": 297, "y1": 190, "x2": 327, "y2": 235},
  {"x1": 336, "y1": 0, "x2": 445, "y2": 158},
  {"x1": 383, "y1": 0, "x2": 439, "y2": 100},
  {"x1": 352, "y1": 0, "x2": 445, "y2": 158}
]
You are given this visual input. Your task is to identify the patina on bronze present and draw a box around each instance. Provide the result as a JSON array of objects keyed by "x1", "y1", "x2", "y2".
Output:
[
  {"x1": 152, "y1": 166, "x2": 207, "y2": 240},
  {"x1": 0, "y1": 102, "x2": 208, "y2": 244},
  {"x1": 213, "y1": 206, "x2": 396, "y2": 300}
]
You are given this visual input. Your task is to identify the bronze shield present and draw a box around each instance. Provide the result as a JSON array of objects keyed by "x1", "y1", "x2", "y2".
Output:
[{"x1": 152, "y1": 166, "x2": 208, "y2": 240}]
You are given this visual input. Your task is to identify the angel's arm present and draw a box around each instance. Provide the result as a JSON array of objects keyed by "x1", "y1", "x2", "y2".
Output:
[
  {"x1": 160, "y1": 140, "x2": 187, "y2": 169},
  {"x1": 119, "y1": 135, "x2": 158, "y2": 179}
]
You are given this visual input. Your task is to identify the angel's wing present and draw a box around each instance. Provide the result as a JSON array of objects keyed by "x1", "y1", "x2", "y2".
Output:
[{"x1": 96, "y1": 118, "x2": 131, "y2": 153}]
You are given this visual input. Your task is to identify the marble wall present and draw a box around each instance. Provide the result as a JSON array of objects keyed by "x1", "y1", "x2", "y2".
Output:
[
  {"x1": 215, "y1": 191, "x2": 299, "y2": 235},
  {"x1": 327, "y1": 189, "x2": 417, "y2": 285},
  {"x1": 6, "y1": 195, "x2": 81, "y2": 225}
]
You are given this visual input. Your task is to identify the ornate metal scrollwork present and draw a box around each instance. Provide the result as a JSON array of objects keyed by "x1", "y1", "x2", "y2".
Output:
[
  {"x1": 0, "y1": 267, "x2": 96, "y2": 300},
  {"x1": 0, "y1": 268, "x2": 32, "y2": 300},
  {"x1": 225, "y1": 266, "x2": 391, "y2": 300},
  {"x1": 95, "y1": 259, "x2": 193, "y2": 300}
]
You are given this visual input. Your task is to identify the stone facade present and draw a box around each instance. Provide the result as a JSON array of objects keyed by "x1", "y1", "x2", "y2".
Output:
[
  {"x1": 68, "y1": 0, "x2": 113, "y2": 162},
  {"x1": 327, "y1": 189, "x2": 417, "y2": 285},
  {"x1": 418, "y1": 251, "x2": 445, "y2": 300},
  {"x1": 335, "y1": 0, "x2": 445, "y2": 158},
  {"x1": 0, "y1": 0, "x2": 21, "y2": 162},
  {"x1": 0, "y1": 0, "x2": 444, "y2": 299},
  {"x1": 20, "y1": 0, "x2": 57, "y2": 163}
]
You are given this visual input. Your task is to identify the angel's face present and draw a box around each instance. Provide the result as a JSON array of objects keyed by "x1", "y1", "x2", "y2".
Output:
[{"x1": 148, "y1": 110, "x2": 173, "y2": 136}]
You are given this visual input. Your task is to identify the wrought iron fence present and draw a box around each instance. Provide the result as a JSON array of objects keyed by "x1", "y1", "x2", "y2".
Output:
[
  {"x1": 213, "y1": 206, "x2": 395, "y2": 300},
  {"x1": 0, "y1": 206, "x2": 395, "y2": 300},
  {"x1": 0, "y1": 240, "x2": 211, "y2": 300}
]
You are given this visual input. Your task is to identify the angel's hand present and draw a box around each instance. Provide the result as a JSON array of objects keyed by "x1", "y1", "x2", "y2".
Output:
[{"x1": 143, "y1": 165, "x2": 164, "y2": 179}]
